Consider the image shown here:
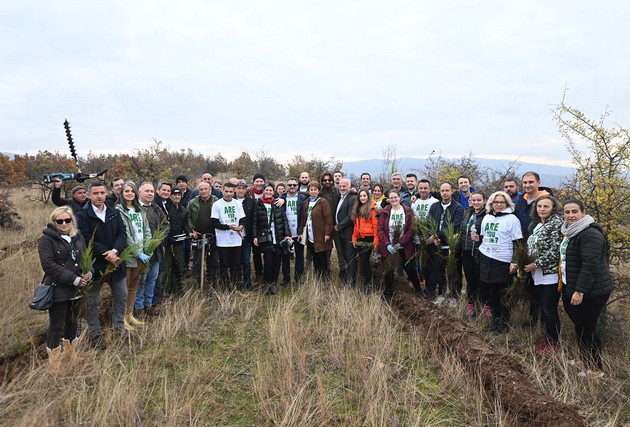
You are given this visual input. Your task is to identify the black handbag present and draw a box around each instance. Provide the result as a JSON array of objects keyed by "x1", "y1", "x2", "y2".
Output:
[
  {"x1": 257, "y1": 206, "x2": 274, "y2": 244},
  {"x1": 29, "y1": 275, "x2": 55, "y2": 311}
]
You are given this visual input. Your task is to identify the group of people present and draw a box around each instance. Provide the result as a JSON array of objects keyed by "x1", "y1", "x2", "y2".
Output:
[{"x1": 40, "y1": 169, "x2": 613, "y2": 373}]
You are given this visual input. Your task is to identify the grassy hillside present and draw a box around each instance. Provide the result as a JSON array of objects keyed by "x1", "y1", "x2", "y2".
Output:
[{"x1": 0, "y1": 187, "x2": 628, "y2": 426}]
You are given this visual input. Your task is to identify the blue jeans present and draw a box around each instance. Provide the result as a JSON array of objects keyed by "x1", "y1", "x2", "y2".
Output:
[
  {"x1": 536, "y1": 283, "x2": 561, "y2": 343},
  {"x1": 241, "y1": 239, "x2": 252, "y2": 287},
  {"x1": 135, "y1": 256, "x2": 160, "y2": 309}
]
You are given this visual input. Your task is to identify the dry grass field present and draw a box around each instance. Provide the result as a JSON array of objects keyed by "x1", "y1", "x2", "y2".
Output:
[{"x1": 0, "y1": 187, "x2": 628, "y2": 426}]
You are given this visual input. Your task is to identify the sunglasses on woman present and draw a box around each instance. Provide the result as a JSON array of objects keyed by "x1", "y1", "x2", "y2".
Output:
[{"x1": 55, "y1": 218, "x2": 73, "y2": 224}]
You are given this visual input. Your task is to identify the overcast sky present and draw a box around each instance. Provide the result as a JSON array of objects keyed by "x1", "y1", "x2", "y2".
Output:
[{"x1": 1, "y1": 1, "x2": 628, "y2": 167}]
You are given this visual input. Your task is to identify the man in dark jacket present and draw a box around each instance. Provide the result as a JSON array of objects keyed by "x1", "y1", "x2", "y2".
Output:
[
  {"x1": 188, "y1": 182, "x2": 219, "y2": 286},
  {"x1": 426, "y1": 182, "x2": 465, "y2": 303},
  {"x1": 162, "y1": 188, "x2": 190, "y2": 295},
  {"x1": 51, "y1": 178, "x2": 89, "y2": 213},
  {"x1": 319, "y1": 172, "x2": 340, "y2": 270},
  {"x1": 235, "y1": 180, "x2": 256, "y2": 288},
  {"x1": 335, "y1": 178, "x2": 358, "y2": 284},
  {"x1": 280, "y1": 177, "x2": 307, "y2": 284},
  {"x1": 504, "y1": 179, "x2": 527, "y2": 234},
  {"x1": 136, "y1": 182, "x2": 170, "y2": 315},
  {"x1": 105, "y1": 177, "x2": 124, "y2": 207},
  {"x1": 76, "y1": 181, "x2": 128, "y2": 349}
]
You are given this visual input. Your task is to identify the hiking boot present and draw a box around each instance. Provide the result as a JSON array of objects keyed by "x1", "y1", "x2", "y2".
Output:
[
  {"x1": 481, "y1": 306, "x2": 492, "y2": 317},
  {"x1": 46, "y1": 345, "x2": 63, "y2": 375},
  {"x1": 145, "y1": 305, "x2": 160, "y2": 316},
  {"x1": 465, "y1": 304, "x2": 475, "y2": 317},
  {"x1": 537, "y1": 340, "x2": 561, "y2": 356},
  {"x1": 492, "y1": 318, "x2": 510, "y2": 335},
  {"x1": 89, "y1": 335, "x2": 107, "y2": 351},
  {"x1": 433, "y1": 296, "x2": 446, "y2": 306},
  {"x1": 534, "y1": 338, "x2": 550, "y2": 352},
  {"x1": 269, "y1": 284, "x2": 278, "y2": 295},
  {"x1": 484, "y1": 318, "x2": 500, "y2": 333},
  {"x1": 125, "y1": 313, "x2": 145, "y2": 327},
  {"x1": 61, "y1": 338, "x2": 84, "y2": 364}
]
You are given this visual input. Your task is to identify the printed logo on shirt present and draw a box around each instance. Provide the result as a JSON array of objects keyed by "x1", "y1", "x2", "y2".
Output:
[
  {"x1": 224, "y1": 205, "x2": 237, "y2": 222},
  {"x1": 484, "y1": 221, "x2": 500, "y2": 244},
  {"x1": 391, "y1": 212, "x2": 404, "y2": 226},
  {"x1": 287, "y1": 199, "x2": 297, "y2": 214}
]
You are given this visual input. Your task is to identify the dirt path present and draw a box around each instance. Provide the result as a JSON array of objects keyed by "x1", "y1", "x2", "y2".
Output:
[{"x1": 391, "y1": 282, "x2": 585, "y2": 426}]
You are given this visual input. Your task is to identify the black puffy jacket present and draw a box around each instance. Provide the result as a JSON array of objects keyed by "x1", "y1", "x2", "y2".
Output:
[
  {"x1": 38, "y1": 224, "x2": 87, "y2": 302},
  {"x1": 564, "y1": 223, "x2": 613, "y2": 298},
  {"x1": 166, "y1": 203, "x2": 190, "y2": 244},
  {"x1": 252, "y1": 199, "x2": 290, "y2": 251}
]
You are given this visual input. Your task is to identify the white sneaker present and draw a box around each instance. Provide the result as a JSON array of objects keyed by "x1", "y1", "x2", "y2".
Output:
[
  {"x1": 433, "y1": 296, "x2": 446, "y2": 306},
  {"x1": 447, "y1": 298, "x2": 457, "y2": 308}
]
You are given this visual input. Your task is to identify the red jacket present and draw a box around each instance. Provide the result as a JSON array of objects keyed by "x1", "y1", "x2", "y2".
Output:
[
  {"x1": 377, "y1": 204, "x2": 415, "y2": 259},
  {"x1": 352, "y1": 204, "x2": 380, "y2": 248}
]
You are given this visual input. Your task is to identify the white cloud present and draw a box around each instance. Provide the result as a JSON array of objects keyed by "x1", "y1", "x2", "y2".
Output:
[{"x1": 0, "y1": 0, "x2": 628, "y2": 169}]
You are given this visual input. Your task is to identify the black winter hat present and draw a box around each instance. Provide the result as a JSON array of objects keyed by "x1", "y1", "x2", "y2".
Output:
[
  {"x1": 253, "y1": 173, "x2": 265, "y2": 181},
  {"x1": 175, "y1": 175, "x2": 188, "y2": 183}
]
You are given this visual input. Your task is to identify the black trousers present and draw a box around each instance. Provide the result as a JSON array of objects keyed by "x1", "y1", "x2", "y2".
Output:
[
  {"x1": 47, "y1": 299, "x2": 81, "y2": 348},
  {"x1": 426, "y1": 246, "x2": 461, "y2": 298},
  {"x1": 193, "y1": 238, "x2": 219, "y2": 287},
  {"x1": 308, "y1": 241, "x2": 329, "y2": 279},
  {"x1": 252, "y1": 245, "x2": 264, "y2": 280},
  {"x1": 461, "y1": 251, "x2": 481, "y2": 304},
  {"x1": 218, "y1": 246, "x2": 242, "y2": 288},
  {"x1": 356, "y1": 237, "x2": 374, "y2": 288},
  {"x1": 384, "y1": 249, "x2": 421, "y2": 297},
  {"x1": 281, "y1": 240, "x2": 304, "y2": 283},
  {"x1": 562, "y1": 292, "x2": 609, "y2": 369},
  {"x1": 339, "y1": 237, "x2": 357, "y2": 284},
  {"x1": 263, "y1": 246, "x2": 282, "y2": 284},
  {"x1": 481, "y1": 280, "x2": 510, "y2": 321},
  {"x1": 536, "y1": 284, "x2": 561, "y2": 343}
]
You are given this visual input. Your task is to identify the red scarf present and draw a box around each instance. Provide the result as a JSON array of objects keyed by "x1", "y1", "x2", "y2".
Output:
[
  {"x1": 252, "y1": 186, "x2": 264, "y2": 196},
  {"x1": 261, "y1": 196, "x2": 274, "y2": 204}
]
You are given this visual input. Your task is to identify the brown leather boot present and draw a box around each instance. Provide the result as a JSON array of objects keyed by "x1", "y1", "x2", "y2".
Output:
[{"x1": 46, "y1": 346, "x2": 63, "y2": 375}]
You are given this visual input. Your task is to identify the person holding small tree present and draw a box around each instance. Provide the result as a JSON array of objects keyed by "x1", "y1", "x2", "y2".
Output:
[
  {"x1": 115, "y1": 182, "x2": 151, "y2": 330},
  {"x1": 351, "y1": 189, "x2": 379, "y2": 291},
  {"x1": 38, "y1": 206, "x2": 92, "y2": 372},
  {"x1": 471, "y1": 191, "x2": 522, "y2": 335},
  {"x1": 523, "y1": 195, "x2": 563, "y2": 355},
  {"x1": 377, "y1": 189, "x2": 421, "y2": 301}
]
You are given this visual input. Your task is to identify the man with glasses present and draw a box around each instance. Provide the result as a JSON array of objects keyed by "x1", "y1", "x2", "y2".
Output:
[{"x1": 279, "y1": 178, "x2": 306, "y2": 284}]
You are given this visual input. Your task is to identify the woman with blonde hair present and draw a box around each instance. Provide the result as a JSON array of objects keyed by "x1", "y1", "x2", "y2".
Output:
[
  {"x1": 116, "y1": 181, "x2": 151, "y2": 329},
  {"x1": 351, "y1": 189, "x2": 380, "y2": 290},
  {"x1": 471, "y1": 191, "x2": 523, "y2": 334},
  {"x1": 38, "y1": 206, "x2": 92, "y2": 369}
]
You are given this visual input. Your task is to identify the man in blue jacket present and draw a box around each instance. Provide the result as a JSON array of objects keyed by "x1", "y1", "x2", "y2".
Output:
[
  {"x1": 76, "y1": 181, "x2": 128, "y2": 350},
  {"x1": 279, "y1": 177, "x2": 307, "y2": 284}
]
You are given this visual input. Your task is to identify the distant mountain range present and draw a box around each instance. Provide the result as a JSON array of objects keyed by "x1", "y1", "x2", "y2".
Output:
[{"x1": 341, "y1": 157, "x2": 574, "y2": 188}]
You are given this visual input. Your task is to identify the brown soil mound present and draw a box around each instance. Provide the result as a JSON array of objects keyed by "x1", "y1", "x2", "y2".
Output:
[
  {"x1": 391, "y1": 283, "x2": 585, "y2": 426},
  {"x1": 0, "y1": 334, "x2": 46, "y2": 385}
]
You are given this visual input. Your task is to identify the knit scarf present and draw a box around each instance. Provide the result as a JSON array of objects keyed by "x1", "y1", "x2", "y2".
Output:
[
  {"x1": 252, "y1": 186, "x2": 264, "y2": 196},
  {"x1": 561, "y1": 214, "x2": 594, "y2": 239},
  {"x1": 309, "y1": 196, "x2": 319, "y2": 202},
  {"x1": 261, "y1": 196, "x2": 274, "y2": 204}
]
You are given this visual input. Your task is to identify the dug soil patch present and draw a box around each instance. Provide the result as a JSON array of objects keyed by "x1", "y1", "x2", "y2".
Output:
[{"x1": 391, "y1": 281, "x2": 585, "y2": 426}]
